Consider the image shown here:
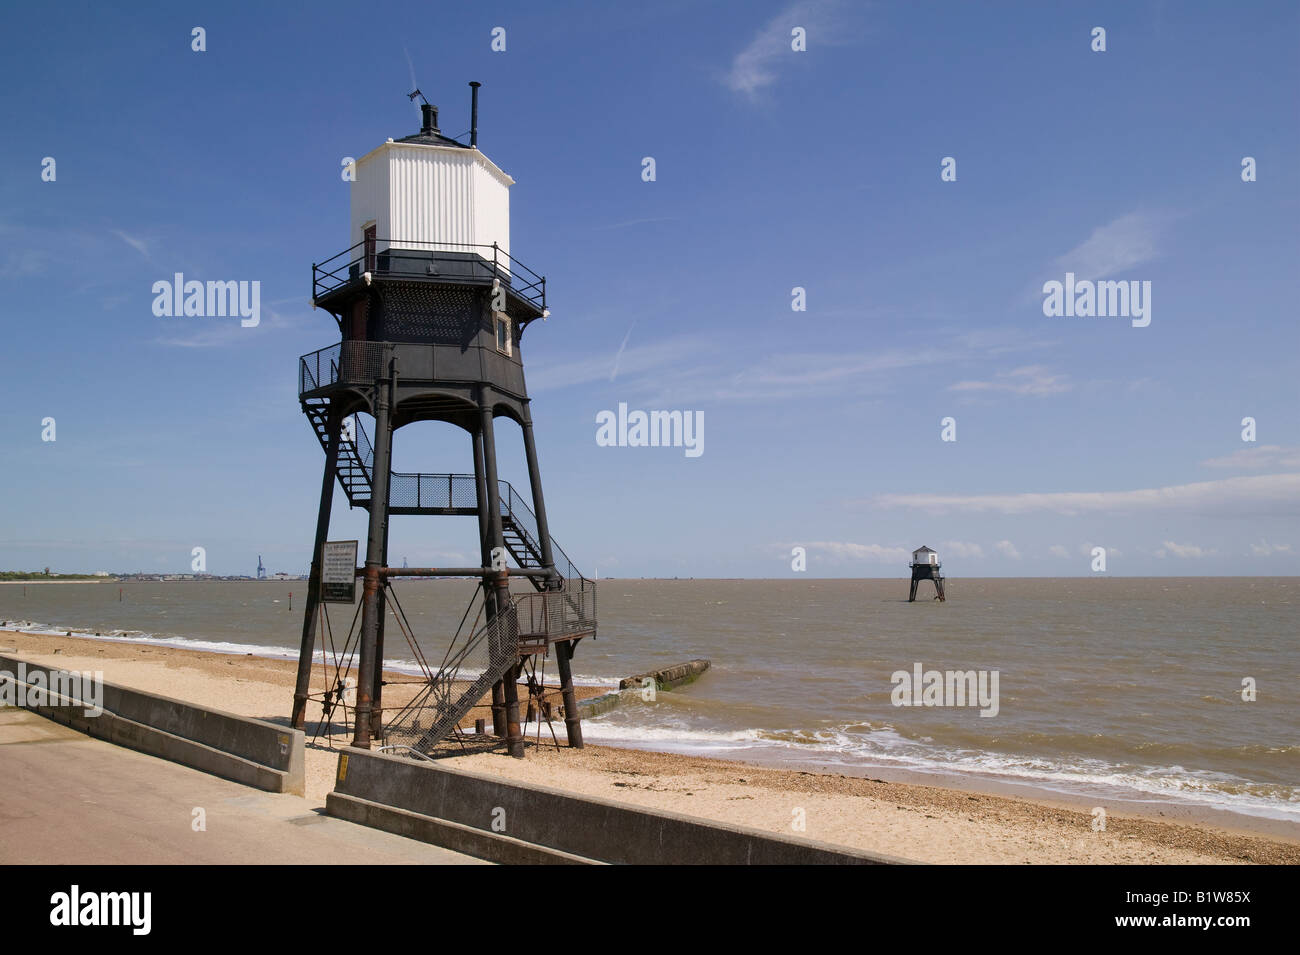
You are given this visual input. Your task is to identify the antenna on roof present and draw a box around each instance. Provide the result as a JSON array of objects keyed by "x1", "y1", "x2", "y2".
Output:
[{"x1": 408, "y1": 88, "x2": 428, "y2": 105}]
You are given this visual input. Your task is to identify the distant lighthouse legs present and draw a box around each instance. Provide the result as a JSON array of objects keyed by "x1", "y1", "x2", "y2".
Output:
[{"x1": 908, "y1": 567, "x2": 946, "y2": 603}]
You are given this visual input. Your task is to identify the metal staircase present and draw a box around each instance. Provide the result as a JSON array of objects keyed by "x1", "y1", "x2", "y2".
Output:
[
  {"x1": 383, "y1": 575, "x2": 597, "y2": 755},
  {"x1": 301, "y1": 403, "x2": 587, "y2": 593},
  {"x1": 387, "y1": 606, "x2": 520, "y2": 754},
  {"x1": 301, "y1": 396, "x2": 596, "y2": 754},
  {"x1": 302, "y1": 398, "x2": 375, "y2": 508}
]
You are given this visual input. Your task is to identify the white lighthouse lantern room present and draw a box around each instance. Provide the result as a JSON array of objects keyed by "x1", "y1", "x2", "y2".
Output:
[{"x1": 349, "y1": 96, "x2": 513, "y2": 271}]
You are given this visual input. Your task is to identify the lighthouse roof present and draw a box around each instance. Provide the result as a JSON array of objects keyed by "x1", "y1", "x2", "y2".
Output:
[
  {"x1": 392, "y1": 101, "x2": 474, "y2": 151},
  {"x1": 352, "y1": 99, "x2": 514, "y2": 187},
  {"x1": 912, "y1": 545, "x2": 936, "y2": 554},
  {"x1": 394, "y1": 127, "x2": 472, "y2": 150}
]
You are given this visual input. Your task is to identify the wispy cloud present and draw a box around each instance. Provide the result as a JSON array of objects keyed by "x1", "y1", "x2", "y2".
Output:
[
  {"x1": 874, "y1": 473, "x2": 1300, "y2": 517},
  {"x1": 0, "y1": 249, "x2": 47, "y2": 278},
  {"x1": 723, "y1": 0, "x2": 850, "y2": 97},
  {"x1": 529, "y1": 335, "x2": 712, "y2": 392},
  {"x1": 1155, "y1": 540, "x2": 1213, "y2": 559},
  {"x1": 1250, "y1": 540, "x2": 1292, "y2": 556},
  {"x1": 949, "y1": 365, "x2": 1071, "y2": 397},
  {"x1": 994, "y1": 540, "x2": 1021, "y2": 559},
  {"x1": 801, "y1": 541, "x2": 910, "y2": 563},
  {"x1": 533, "y1": 326, "x2": 1053, "y2": 406},
  {"x1": 1053, "y1": 211, "x2": 1161, "y2": 281},
  {"x1": 610, "y1": 323, "x2": 636, "y2": 381},
  {"x1": 1048, "y1": 544, "x2": 1070, "y2": 558},
  {"x1": 939, "y1": 540, "x2": 984, "y2": 559},
  {"x1": 1082, "y1": 543, "x2": 1122, "y2": 559},
  {"x1": 1200, "y1": 445, "x2": 1300, "y2": 470},
  {"x1": 153, "y1": 301, "x2": 306, "y2": 348},
  {"x1": 154, "y1": 323, "x2": 250, "y2": 348},
  {"x1": 592, "y1": 216, "x2": 677, "y2": 231},
  {"x1": 112, "y1": 229, "x2": 152, "y2": 261}
]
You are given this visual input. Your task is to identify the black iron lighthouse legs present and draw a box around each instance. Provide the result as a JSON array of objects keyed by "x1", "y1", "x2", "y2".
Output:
[
  {"x1": 480, "y1": 402, "x2": 525, "y2": 758},
  {"x1": 353, "y1": 370, "x2": 394, "y2": 749},
  {"x1": 292, "y1": 405, "x2": 341, "y2": 730}
]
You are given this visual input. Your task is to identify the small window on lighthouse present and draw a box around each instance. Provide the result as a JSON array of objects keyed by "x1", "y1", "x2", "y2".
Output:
[{"x1": 495, "y1": 314, "x2": 512, "y2": 356}]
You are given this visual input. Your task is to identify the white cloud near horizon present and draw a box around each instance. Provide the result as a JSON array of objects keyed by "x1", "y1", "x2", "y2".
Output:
[
  {"x1": 1250, "y1": 540, "x2": 1292, "y2": 556},
  {"x1": 1201, "y1": 445, "x2": 1300, "y2": 470},
  {"x1": 1081, "y1": 543, "x2": 1123, "y2": 558},
  {"x1": 797, "y1": 540, "x2": 1036, "y2": 564},
  {"x1": 994, "y1": 540, "x2": 1021, "y2": 559},
  {"x1": 939, "y1": 540, "x2": 984, "y2": 559},
  {"x1": 874, "y1": 473, "x2": 1300, "y2": 517},
  {"x1": 801, "y1": 541, "x2": 911, "y2": 563},
  {"x1": 1155, "y1": 540, "x2": 1213, "y2": 559}
]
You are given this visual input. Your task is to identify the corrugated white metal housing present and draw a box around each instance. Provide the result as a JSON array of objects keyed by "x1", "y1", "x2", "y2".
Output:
[{"x1": 349, "y1": 140, "x2": 513, "y2": 260}]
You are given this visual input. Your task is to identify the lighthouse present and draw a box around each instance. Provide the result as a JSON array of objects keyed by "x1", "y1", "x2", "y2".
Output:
[
  {"x1": 908, "y1": 546, "x2": 946, "y2": 602},
  {"x1": 289, "y1": 84, "x2": 596, "y2": 758}
]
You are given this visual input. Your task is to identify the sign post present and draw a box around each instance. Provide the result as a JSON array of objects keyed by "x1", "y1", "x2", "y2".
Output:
[{"x1": 321, "y1": 540, "x2": 358, "y2": 603}]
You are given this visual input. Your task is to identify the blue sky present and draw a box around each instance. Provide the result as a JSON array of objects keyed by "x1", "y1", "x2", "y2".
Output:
[{"x1": 1, "y1": 0, "x2": 1297, "y2": 578}]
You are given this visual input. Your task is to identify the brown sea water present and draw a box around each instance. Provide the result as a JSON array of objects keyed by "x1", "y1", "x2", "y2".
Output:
[{"x1": 2, "y1": 577, "x2": 1296, "y2": 819}]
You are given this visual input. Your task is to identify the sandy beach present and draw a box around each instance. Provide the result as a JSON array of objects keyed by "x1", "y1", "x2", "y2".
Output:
[{"x1": 4, "y1": 628, "x2": 1297, "y2": 865}]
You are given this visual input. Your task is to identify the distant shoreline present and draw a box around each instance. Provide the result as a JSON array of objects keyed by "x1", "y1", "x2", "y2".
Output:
[
  {"x1": 0, "y1": 578, "x2": 306, "y2": 584},
  {"x1": 4, "y1": 574, "x2": 1300, "y2": 582},
  {"x1": 0, "y1": 579, "x2": 112, "y2": 585}
]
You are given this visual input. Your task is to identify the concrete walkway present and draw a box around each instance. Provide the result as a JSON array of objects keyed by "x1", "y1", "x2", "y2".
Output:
[{"x1": 0, "y1": 708, "x2": 484, "y2": 865}]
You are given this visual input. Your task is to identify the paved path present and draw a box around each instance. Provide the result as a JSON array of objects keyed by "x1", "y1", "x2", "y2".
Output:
[{"x1": 0, "y1": 708, "x2": 484, "y2": 864}]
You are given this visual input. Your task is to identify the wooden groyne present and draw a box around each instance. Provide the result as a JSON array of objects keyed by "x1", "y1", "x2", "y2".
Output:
[
  {"x1": 619, "y1": 659, "x2": 711, "y2": 691},
  {"x1": 575, "y1": 659, "x2": 710, "y2": 719}
]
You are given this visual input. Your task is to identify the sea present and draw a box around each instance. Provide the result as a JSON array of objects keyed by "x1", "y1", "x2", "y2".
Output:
[{"x1": 2, "y1": 577, "x2": 1296, "y2": 823}]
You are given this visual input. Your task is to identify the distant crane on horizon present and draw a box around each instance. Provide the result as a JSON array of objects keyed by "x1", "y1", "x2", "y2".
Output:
[{"x1": 257, "y1": 555, "x2": 267, "y2": 580}]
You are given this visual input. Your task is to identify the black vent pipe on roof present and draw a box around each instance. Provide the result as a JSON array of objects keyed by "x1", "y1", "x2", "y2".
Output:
[
  {"x1": 469, "y1": 81, "x2": 481, "y2": 147},
  {"x1": 420, "y1": 102, "x2": 439, "y2": 134}
]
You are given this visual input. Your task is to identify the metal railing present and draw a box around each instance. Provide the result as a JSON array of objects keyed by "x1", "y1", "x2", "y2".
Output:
[
  {"x1": 389, "y1": 473, "x2": 478, "y2": 510},
  {"x1": 299, "y1": 341, "x2": 388, "y2": 395},
  {"x1": 307, "y1": 405, "x2": 589, "y2": 589},
  {"x1": 498, "y1": 481, "x2": 582, "y2": 585},
  {"x1": 515, "y1": 579, "x2": 597, "y2": 640},
  {"x1": 312, "y1": 238, "x2": 545, "y2": 312}
]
